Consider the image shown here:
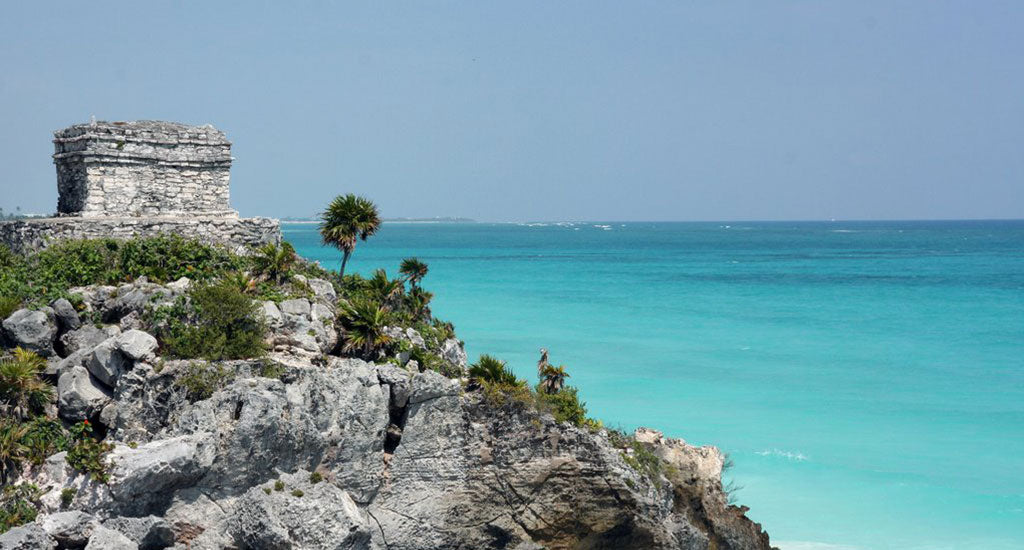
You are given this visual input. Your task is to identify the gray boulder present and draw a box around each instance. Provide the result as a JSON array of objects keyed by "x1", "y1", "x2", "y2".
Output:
[
  {"x1": 103, "y1": 435, "x2": 216, "y2": 516},
  {"x1": 39, "y1": 511, "x2": 99, "y2": 548},
  {"x1": 84, "y1": 526, "x2": 138, "y2": 550},
  {"x1": 228, "y1": 470, "x2": 373, "y2": 550},
  {"x1": 60, "y1": 325, "x2": 121, "y2": 358},
  {"x1": 57, "y1": 366, "x2": 112, "y2": 420},
  {"x1": 2, "y1": 308, "x2": 57, "y2": 356},
  {"x1": 115, "y1": 330, "x2": 157, "y2": 361},
  {"x1": 308, "y1": 277, "x2": 337, "y2": 303},
  {"x1": 440, "y1": 338, "x2": 468, "y2": 371},
  {"x1": 102, "y1": 516, "x2": 174, "y2": 550},
  {"x1": 51, "y1": 298, "x2": 82, "y2": 331},
  {"x1": 260, "y1": 300, "x2": 283, "y2": 328},
  {"x1": 0, "y1": 523, "x2": 57, "y2": 550},
  {"x1": 279, "y1": 298, "x2": 311, "y2": 316},
  {"x1": 87, "y1": 339, "x2": 129, "y2": 388}
]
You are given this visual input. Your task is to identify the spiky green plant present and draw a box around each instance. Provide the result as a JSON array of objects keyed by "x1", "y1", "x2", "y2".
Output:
[
  {"x1": 405, "y1": 287, "x2": 434, "y2": 320},
  {"x1": 319, "y1": 194, "x2": 381, "y2": 278},
  {"x1": 0, "y1": 420, "x2": 28, "y2": 484},
  {"x1": 251, "y1": 241, "x2": 297, "y2": 284},
  {"x1": 469, "y1": 355, "x2": 523, "y2": 387},
  {"x1": 337, "y1": 297, "x2": 392, "y2": 359},
  {"x1": 539, "y1": 364, "x2": 570, "y2": 394},
  {"x1": 0, "y1": 349, "x2": 53, "y2": 422},
  {"x1": 399, "y1": 258, "x2": 429, "y2": 288},
  {"x1": 366, "y1": 269, "x2": 404, "y2": 309}
]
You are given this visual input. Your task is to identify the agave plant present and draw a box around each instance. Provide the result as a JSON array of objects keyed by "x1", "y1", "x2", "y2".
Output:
[
  {"x1": 221, "y1": 271, "x2": 257, "y2": 295},
  {"x1": 0, "y1": 348, "x2": 53, "y2": 422},
  {"x1": 469, "y1": 355, "x2": 523, "y2": 387},
  {"x1": 319, "y1": 194, "x2": 382, "y2": 278},
  {"x1": 337, "y1": 297, "x2": 392, "y2": 359},
  {"x1": 539, "y1": 364, "x2": 570, "y2": 394},
  {"x1": 399, "y1": 258, "x2": 429, "y2": 289},
  {"x1": 251, "y1": 241, "x2": 297, "y2": 284}
]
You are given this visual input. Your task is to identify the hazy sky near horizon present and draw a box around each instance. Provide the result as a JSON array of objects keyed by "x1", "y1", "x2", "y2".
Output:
[{"x1": 1, "y1": 2, "x2": 1021, "y2": 222}]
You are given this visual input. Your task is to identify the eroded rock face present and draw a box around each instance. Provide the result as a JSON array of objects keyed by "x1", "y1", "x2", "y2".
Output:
[
  {"x1": 2, "y1": 308, "x2": 57, "y2": 357},
  {"x1": 57, "y1": 366, "x2": 112, "y2": 420},
  {"x1": 16, "y1": 351, "x2": 772, "y2": 550}
]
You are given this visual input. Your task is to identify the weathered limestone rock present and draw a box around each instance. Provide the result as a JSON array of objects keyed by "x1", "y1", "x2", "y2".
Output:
[
  {"x1": 2, "y1": 308, "x2": 57, "y2": 356},
  {"x1": 84, "y1": 526, "x2": 138, "y2": 550},
  {"x1": 115, "y1": 330, "x2": 157, "y2": 361},
  {"x1": 227, "y1": 470, "x2": 373, "y2": 550},
  {"x1": 0, "y1": 523, "x2": 57, "y2": 550},
  {"x1": 102, "y1": 516, "x2": 175, "y2": 550},
  {"x1": 308, "y1": 277, "x2": 337, "y2": 303},
  {"x1": 87, "y1": 339, "x2": 129, "y2": 387},
  {"x1": 51, "y1": 298, "x2": 82, "y2": 331},
  {"x1": 441, "y1": 337, "x2": 469, "y2": 371},
  {"x1": 57, "y1": 366, "x2": 112, "y2": 420},
  {"x1": 59, "y1": 325, "x2": 121, "y2": 358},
  {"x1": 38, "y1": 511, "x2": 99, "y2": 547}
]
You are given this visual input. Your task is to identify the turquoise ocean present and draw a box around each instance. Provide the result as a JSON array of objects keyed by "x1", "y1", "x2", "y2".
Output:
[{"x1": 283, "y1": 220, "x2": 1024, "y2": 550}]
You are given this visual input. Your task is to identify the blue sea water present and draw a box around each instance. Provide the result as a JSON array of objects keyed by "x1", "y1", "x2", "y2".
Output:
[{"x1": 283, "y1": 220, "x2": 1024, "y2": 550}]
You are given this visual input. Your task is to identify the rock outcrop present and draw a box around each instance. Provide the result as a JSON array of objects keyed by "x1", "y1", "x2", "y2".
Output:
[{"x1": 1, "y1": 278, "x2": 773, "y2": 550}]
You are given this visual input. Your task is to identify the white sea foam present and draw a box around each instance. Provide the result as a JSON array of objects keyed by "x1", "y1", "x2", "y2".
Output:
[{"x1": 756, "y1": 449, "x2": 809, "y2": 461}]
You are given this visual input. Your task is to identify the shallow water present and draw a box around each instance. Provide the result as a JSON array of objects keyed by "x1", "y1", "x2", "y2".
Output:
[{"x1": 284, "y1": 220, "x2": 1024, "y2": 550}]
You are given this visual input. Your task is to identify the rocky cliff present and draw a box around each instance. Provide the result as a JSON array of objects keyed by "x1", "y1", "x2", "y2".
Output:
[{"x1": 0, "y1": 276, "x2": 773, "y2": 550}]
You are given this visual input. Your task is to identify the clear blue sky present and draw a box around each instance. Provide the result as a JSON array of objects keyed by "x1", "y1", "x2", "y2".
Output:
[{"x1": 1, "y1": 2, "x2": 1021, "y2": 221}]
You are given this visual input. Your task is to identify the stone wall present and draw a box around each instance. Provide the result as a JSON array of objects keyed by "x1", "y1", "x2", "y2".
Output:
[
  {"x1": 53, "y1": 121, "x2": 234, "y2": 218},
  {"x1": 0, "y1": 216, "x2": 281, "y2": 255}
]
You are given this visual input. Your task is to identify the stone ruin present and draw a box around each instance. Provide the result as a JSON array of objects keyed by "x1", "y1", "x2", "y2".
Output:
[{"x1": 0, "y1": 120, "x2": 280, "y2": 253}]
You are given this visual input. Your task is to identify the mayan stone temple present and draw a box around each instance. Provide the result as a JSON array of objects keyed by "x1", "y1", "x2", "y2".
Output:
[{"x1": 0, "y1": 120, "x2": 280, "y2": 253}]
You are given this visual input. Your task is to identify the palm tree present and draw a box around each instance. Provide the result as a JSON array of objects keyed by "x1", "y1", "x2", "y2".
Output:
[
  {"x1": 406, "y1": 287, "x2": 434, "y2": 320},
  {"x1": 0, "y1": 348, "x2": 53, "y2": 422},
  {"x1": 319, "y1": 194, "x2": 382, "y2": 278},
  {"x1": 338, "y1": 297, "x2": 392, "y2": 359},
  {"x1": 540, "y1": 364, "x2": 570, "y2": 394},
  {"x1": 469, "y1": 355, "x2": 523, "y2": 387},
  {"x1": 399, "y1": 258, "x2": 429, "y2": 288},
  {"x1": 251, "y1": 241, "x2": 297, "y2": 284},
  {"x1": 367, "y1": 269, "x2": 404, "y2": 309}
]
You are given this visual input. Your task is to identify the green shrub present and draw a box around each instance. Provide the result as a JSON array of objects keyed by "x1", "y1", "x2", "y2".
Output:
[
  {"x1": 337, "y1": 296, "x2": 392, "y2": 359},
  {"x1": 274, "y1": 480, "x2": 285, "y2": 491},
  {"x1": 0, "y1": 419, "x2": 27, "y2": 483},
  {"x1": 621, "y1": 440, "x2": 662, "y2": 484},
  {"x1": 176, "y1": 362, "x2": 235, "y2": 402},
  {"x1": 20, "y1": 417, "x2": 68, "y2": 465},
  {"x1": 0, "y1": 296, "x2": 20, "y2": 320},
  {"x1": 309, "y1": 471, "x2": 323, "y2": 484},
  {"x1": 60, "y1": 488, "x2": 76, "y2": 509},
  {"x1": 535, "y1": 386, "x2": 592, "y2": 428},
  {"x1": 469, "y1": 355, "x2": 523, "y2": 387},
  {"x1": 291, "y1": 489, "x2": 304, "y2": 498},
  {"x1": 0, "y1": 484, "x2": 42, "y2": 534},
  {"x1": 0, "y1": 348, "x2": 54, "y2": 422},
  {"x1": 0, "y1": 236, "x2": 244, "y2": 307},
  {"x1": 158, "y1": 280, "x2": 266, "y2": 360},
  {"x1": 117, "y1": 234, "x2": 243, "y2": 283},
  {"x1": 65, "y1": 420, "x2": 113, "y2": 483}
]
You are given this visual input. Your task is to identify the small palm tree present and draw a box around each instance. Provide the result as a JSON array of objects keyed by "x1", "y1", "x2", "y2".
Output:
[
  {"x1": 319, "y1": 194, "x2": 382, "y2": 278},
  {"x1": 469, "y1": 355, "x2": 523, "y2": 387},
  {"x1": 367, "y1": 269, "x2": 404, "y2": 309},
  {"x1": 0, "y1": 348, "x2": 54, "y2": 422},
  {"x1": 338, "y1": 297, "x2": 392, "y2": 359},
  {"x1": 251, "y1": 241, "x2": 297, "y2": 284},
  {"x1": 406, "y1": 287, "x2": 434, "y2": 320},
  {"x1": 539, "y1": 364, "x2": 570, "y2": 394},
  {"x1": 399, "y1": 258, "x2": 429, "y2": 288}
]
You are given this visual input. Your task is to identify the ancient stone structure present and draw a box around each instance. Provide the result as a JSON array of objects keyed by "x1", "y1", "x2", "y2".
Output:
[{"x1": 0, "y1": 120, "x2": 280, "y2": 253}]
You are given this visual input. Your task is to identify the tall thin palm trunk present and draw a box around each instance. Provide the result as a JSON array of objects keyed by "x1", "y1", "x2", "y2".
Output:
[{"x1": 340, "y1": 249, "x2": 352, "y2": 278}]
